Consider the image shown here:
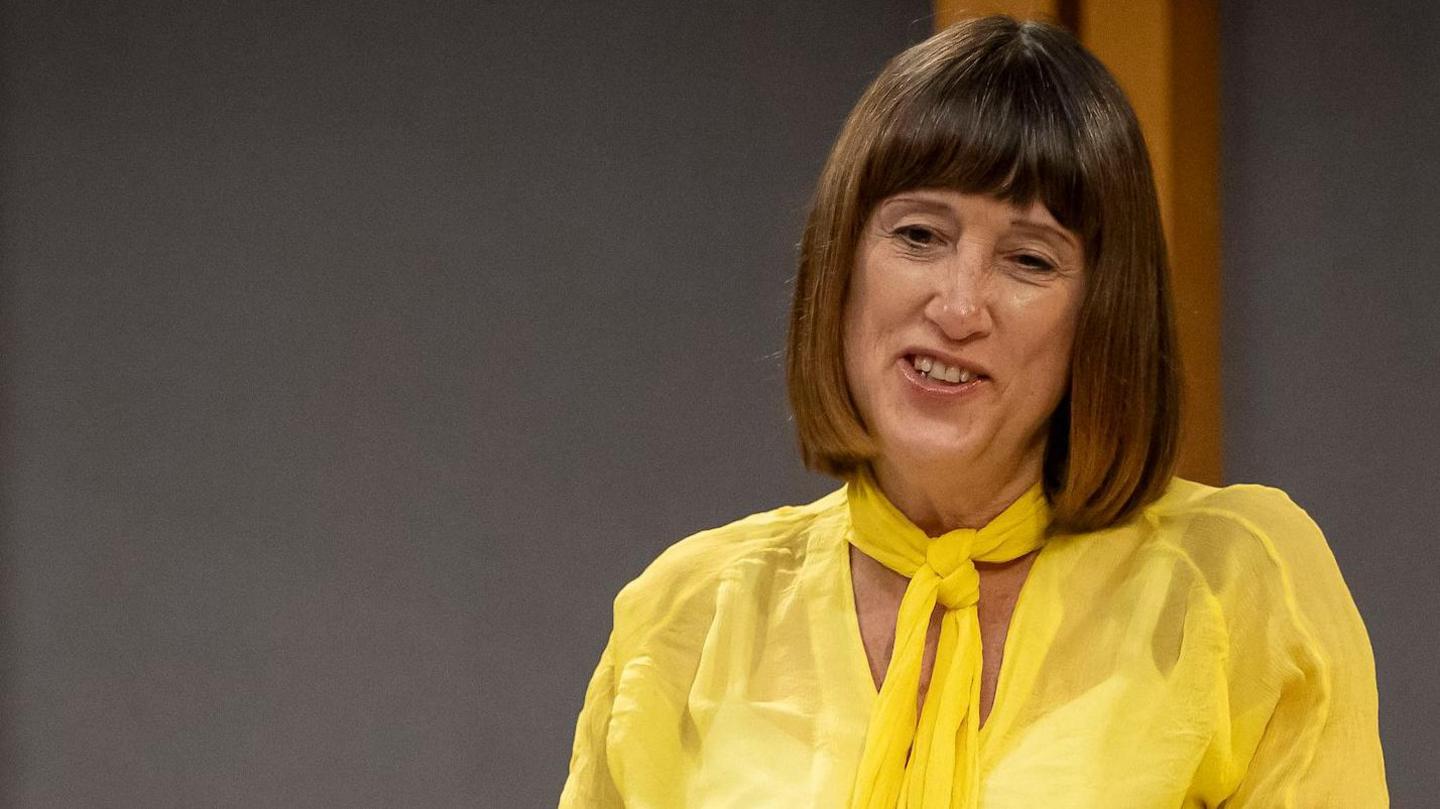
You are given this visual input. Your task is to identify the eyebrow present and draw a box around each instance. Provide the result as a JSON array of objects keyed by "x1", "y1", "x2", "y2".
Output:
[
  {"x1": 880, "y1": 197, "x2": 951, "y2": 216},
  {"x1": 1010, "y1": 218, "x2": 1081, "y2": 251}
]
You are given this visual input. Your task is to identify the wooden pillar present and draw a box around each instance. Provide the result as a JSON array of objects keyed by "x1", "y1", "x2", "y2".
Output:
[
  {"x1": 933, "y1": 0, "x2": 1224, "y2": 485},
  {"x1": 1081, "y1": 1, "x2": 1222, "y2": 485}
]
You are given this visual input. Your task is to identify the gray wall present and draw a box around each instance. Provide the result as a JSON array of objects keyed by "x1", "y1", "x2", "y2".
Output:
[
  {"x1": 0, "y1": 2, "x2": 928, "y2": 806},
  {"x1": 1221, "y1": 1, "x2": 1440, "y2": 803}
]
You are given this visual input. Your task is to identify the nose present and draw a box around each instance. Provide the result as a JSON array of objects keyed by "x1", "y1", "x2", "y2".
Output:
[{"x1": 923, "y1": 247, "x2": 994, "y2": 342}]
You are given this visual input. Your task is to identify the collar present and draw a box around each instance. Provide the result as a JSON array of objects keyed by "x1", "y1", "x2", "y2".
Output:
[{"x1": 845, "y1": 465, "x2": 1052, "y2": 579}]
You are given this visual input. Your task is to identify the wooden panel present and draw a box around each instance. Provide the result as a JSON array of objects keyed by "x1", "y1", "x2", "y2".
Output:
[
  {"x1": 1079, "y1": 2, "x2": 1174, "y2": 234},
  {"x1": 1081, "y1": 0, "x2": 1223, "y2": 485},
  {"x1": 1164, "y1": 1, "x2": 1223, "y2": 486}
]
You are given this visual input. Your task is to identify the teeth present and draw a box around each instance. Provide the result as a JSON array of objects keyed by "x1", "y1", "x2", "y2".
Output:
[{"x1": 909, "y1": 354, "x2": 978, "y2": 385}]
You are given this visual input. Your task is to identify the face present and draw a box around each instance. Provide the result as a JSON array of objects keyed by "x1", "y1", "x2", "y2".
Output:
[{"x1": 842, "y1": 189, "x2": 1086, "y2": 486}]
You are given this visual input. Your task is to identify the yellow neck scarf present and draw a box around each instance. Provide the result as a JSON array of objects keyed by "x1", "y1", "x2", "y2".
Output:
[{"x1": 845, "y1": 466, "x2": 1051, "y2": 809}]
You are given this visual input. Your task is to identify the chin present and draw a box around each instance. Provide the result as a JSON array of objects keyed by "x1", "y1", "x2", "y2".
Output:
[{"x1": 877, "y1": 425, "x2": 986, "y2": 472}]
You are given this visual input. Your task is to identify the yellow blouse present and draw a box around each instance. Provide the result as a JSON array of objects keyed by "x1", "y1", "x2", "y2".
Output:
[{"x1": 558, "y1": 478, "x2": 1388, "y2": 807}]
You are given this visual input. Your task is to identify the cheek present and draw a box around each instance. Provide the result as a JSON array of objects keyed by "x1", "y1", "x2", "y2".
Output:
[
  {"x1": 848, "y1": 262, "x2": 922, "y2": 348},
  {"x1": 1043, "y1": 304, "x2": 1083, "y2": 394},
  {"x1": 841, "y1": 262, "x2": 909, "y2": 414},
  {"x1": 840, "y1": 288, "x2": 875, "y2": 413},
  {"x1": 841, "y1": 262, "x2": 887, "y2": 365},
  {"x1": 841, "y1": 293, "x2": 865, "y2": 375},
  {"x1": 1003, "y1": 288, "x2": 1083, "y2": 388}
]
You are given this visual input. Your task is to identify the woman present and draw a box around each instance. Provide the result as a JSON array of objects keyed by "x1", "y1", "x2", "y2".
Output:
[{"x1": 559, "y1": 16, "x2": 1387, "y2": 808}]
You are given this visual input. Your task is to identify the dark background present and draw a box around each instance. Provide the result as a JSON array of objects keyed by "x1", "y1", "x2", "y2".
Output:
[{"x1": 0, "y1": 1, "x2": 1434, "y2": 806}]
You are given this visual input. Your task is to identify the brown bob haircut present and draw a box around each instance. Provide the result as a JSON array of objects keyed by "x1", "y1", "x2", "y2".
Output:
[{"x1": 786, "y1": 15, "x2": 1181, "y2": 533}]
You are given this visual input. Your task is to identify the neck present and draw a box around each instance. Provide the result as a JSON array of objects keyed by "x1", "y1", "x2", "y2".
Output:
[{"x1": 869, "y1": 446, "x2": 1045, "y2": 537}]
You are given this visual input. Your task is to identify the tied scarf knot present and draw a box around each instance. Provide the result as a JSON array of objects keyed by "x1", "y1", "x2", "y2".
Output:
[
  {"x1": 925, "y1": 537, "x2": 981, "y2": 610},
  {"x1": 844, "y1": 466, "x2": 1050, "y2": 809}
]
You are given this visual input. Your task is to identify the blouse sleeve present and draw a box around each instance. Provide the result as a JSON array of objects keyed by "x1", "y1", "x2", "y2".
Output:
[
  {"x1": 557, "y1": 634, "x2": 624, "y2": 808},
  {"x1": 1196, "y1": 487, "x2": 1388, "y2": 807}
]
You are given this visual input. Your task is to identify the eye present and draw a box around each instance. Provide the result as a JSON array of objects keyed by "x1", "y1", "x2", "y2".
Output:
[
  {"x1": 1012, "y1": 252, "x2": 1058, "y2": 273},
  {"x1": 893, "y1": 225, "x2": 940, "y2": 249}
]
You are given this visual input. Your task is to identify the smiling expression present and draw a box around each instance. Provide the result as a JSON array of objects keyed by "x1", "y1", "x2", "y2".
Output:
[{"x1": 842, "y1": 189, "x2": 1086, "y2": 487}]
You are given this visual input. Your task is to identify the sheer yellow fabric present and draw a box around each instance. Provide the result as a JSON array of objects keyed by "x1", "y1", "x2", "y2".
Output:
[
  {"x1": 845, "y1": 468, "x2": 1048, "y2": 809},
  {"x1": 558, "y1": 478, "x2": 1388, "y2": 808}
]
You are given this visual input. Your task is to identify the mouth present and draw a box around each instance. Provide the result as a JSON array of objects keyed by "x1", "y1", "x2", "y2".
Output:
[{"x1": 903, "y1": 352, "x2": 990, "y2": 387}]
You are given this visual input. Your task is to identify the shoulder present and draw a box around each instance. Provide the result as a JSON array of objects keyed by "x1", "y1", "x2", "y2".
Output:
[
  {"x1": 1138, "y1": 485, "x2": 1383, "y2": 797},
  {"x1": 1144, "y1": 476, "x2": 1315, "y2": 528},
  {"x1": 1056, "y1": 478, "x2": 1333, "y2": 597},
  {"x1": 609, "y1": 484, "x2": 849, "y2": 650},
  {"x1": 1042, "y1": 480, "x2": 1336, "y2": 653},
  {"x1": 1139, "y1": 478, "x2": 1336, "y2": 577},
  {"x1": 1138, "y1": 478, "x2": 1369, "y2": 658}
]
